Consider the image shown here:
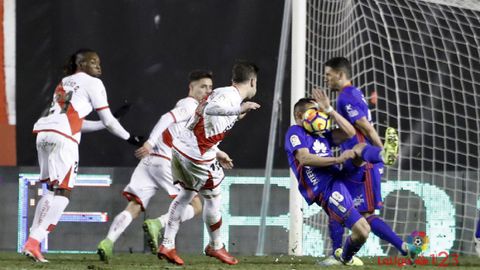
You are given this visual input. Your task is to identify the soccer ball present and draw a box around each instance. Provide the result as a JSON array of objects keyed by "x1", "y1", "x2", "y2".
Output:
[{"x1": 302, "y1": 109, "x2": 331, "y2": 134}]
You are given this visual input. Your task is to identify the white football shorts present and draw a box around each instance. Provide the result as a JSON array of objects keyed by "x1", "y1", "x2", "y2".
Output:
[
  {"x1": 123, "y1": 154, "x2": 180, "y2": 210},
  {"x1": 171, "y1": 148, "x2": 224, "y2": 197},
  {"x1": 36, "y1": 131, "x2": 79, "y2": 190}
]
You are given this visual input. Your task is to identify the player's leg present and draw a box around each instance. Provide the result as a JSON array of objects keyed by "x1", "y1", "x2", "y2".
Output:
[
  {"x1": 25, "y1": 132, "x2": 78, "y2": 262},
  {"x1": 143, "y1": 156, "x2": 203, "y2": 254},
  {"x1": 317, "y1": 218, "x2": 344, "y2": 266},
  {"x1": 326, "y1": 181, "x2": 369, "y2": 266},
  {"x1": 352, "y1": 142, "x2": 398, "y2": 165},
  {"x1": 475, "y1": 217, "x2": 480, "y2": 256},
  {"x1": 201, "y1": 186, "x2": 238, "y2": 265},
  {"x1": 361, "y1": 164, "x2": 418, "y2": 260},
  {"x1": 97, "y1": 158, "x2": 155, "y2": 262},
  {"x1": 157, "y1": 151, "x2": 199, "y2": 265}
]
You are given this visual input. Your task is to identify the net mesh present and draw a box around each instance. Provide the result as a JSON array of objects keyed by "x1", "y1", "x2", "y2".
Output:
[{"x1": 303, "y1": 0, "x2": 480, "y2": 256}]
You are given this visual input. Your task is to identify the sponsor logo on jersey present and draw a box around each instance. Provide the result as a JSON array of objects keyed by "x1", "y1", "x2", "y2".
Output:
[
  {"x1": 290, "y1": 135, "x2": 301, "y2": 147},
  {"x1": 346, "y1": 104, "x2": 359, "y2": 117}
]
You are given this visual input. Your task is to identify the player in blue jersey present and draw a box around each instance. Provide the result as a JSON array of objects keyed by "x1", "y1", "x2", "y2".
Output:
[
  {"x1": 317, "y1": 56, "x2": 416, "y2": 264},
  {"x1": 285, "y1": 97, "x2": 389, "y2": 265}
]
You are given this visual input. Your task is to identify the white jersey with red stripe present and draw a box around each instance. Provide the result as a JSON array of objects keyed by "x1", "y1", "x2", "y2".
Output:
[
  {"x1": 33, "y1": 72, "x2": 109, "y2": 144},
  {"x1": 149, "y1": 96, "x2": 199, "y2": 158},
  {"x1": 173, "y1": 86, "x2": 242, "y2": 162}
]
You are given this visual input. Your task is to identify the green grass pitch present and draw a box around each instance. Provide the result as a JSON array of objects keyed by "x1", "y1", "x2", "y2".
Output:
[
  {"x1": 0, "y1": 252, "x2": 480, "y2": 270},
  {"x1": 0, "y1": 252, "x2": 479, "y2": 269}
]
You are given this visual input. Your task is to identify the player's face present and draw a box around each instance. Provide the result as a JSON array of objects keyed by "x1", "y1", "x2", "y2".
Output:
[
  {"x1": 80, "y1": 53, "x2": 102, "y2": 77},
  {"x1": 324, "y1": 66, "x2": 341, "y2": 91},
  {"x1": 189, "y1": 78, "x2": 213, "y2": 101}
]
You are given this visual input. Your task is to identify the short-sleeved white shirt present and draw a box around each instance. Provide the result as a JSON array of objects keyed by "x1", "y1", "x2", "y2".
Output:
[{"x1": 33, "y1": 72, "x2": 109, "y2": 143}]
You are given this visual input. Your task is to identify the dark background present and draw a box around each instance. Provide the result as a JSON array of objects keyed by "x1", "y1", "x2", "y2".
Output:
[{"x1": 17, "y1": 0, "x2": 290, "y2": 168}]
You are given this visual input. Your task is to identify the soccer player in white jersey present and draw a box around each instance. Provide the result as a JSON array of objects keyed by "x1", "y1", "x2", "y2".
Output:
[
  {"x1": 96, "y1": 70, "x2": 234, "y2": 263},
  {"x1": 22, "y1": 49, "x2": 143, "y2": 263},
  {"x1": 157, "y1": 61, "x2": 261, "y2": 266}
]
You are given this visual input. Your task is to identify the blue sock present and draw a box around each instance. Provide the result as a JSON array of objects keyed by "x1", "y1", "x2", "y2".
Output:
[
  {"x1": 361, "y1": 145, "x2": 383, "y2": 164},
  {"x1": 329, "y1": 219, "x2": 344, "y2": 254},
  {"x1": 476, "y1": 218, "x2": 480, "y2": 238},
  {"x1": 342, "y1": 236, "x2": 363, "y2": 262},
  {"x1": 367, "y1": 215, "x2": 406, "y2": 256}
]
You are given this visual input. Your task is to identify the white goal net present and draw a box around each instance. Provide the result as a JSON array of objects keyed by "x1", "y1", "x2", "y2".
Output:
[{"x1": 294, "y1": 0, "x2": 480, "y2": 256}]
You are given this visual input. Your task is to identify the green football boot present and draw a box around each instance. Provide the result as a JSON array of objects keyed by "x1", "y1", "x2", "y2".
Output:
[
  {"x1": 143, "y1": 218, "x2": 163, "y2": 254},
  {"x1": 97, "y1": 238, "x2": 113, "y2": 263},
  {"x1": 381, "y1": 127, "x2": 399, "y2": 166}
]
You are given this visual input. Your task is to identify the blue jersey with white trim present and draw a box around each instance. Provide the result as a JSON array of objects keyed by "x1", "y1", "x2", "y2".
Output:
[
  {"x1": 336, "y1": 85, "x2": 374, "y2": 172},
  {"x1": 284, "y1": 125, "x2": 340, "y2": 205}
]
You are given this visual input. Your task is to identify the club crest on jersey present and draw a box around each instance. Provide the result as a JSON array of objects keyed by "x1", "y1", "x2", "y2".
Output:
[
  {"x1": 346, "y1": 104, "x2": 359, "y2": 117},
  {"x1": 313, "y1": 140, "x2": 327, "y2": 155},
  {"x1": 290, "y1": 135, "x2": 301, "y2": 147}
]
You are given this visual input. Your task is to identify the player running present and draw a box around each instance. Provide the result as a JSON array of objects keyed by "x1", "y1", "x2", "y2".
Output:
[
  {"x1": 156, "y1": 61, "x2": 260, "y2": 266},
  {"x1": 96, "y1": 70, "x2": 234, "y2": 263},
  {"x1": 23, "y1": 49, "x2": 143, "y2": 263}
]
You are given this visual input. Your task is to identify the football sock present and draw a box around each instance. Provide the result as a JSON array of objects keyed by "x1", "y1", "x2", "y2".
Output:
[
  {"x1": 30, "y1": 189, "x2": 55, "y2": 231},
  {"x1": 203, "y1": 195, "x2": 223, "y2": 249},
  {"x1": 476, "y1": 218, "x2": 480, "y2": 238},
  {"x1": 30, "y1": 195, "x2": 69, "y2": 242},
  {"x1": 107, "y1": 210, "x2": 133, "y2": 243},
  {"x1": 342, "y1": 236, "x2": 363, "y2": 262},
  {"x1": 162, "y1": 189, "x2": 196, "y2": 249},
  {"x1": 158, "y1": 204, "x2": 194, "y2": 227},
  {"x1": 367, "y1": 215, "x2": 406, "y2": 256},
  {"x1": 361, "y1": 145, "x2": 383, "y2": 164},
  {"x1": 328, "y1": 219, "x2": 344, "y2": 253}
]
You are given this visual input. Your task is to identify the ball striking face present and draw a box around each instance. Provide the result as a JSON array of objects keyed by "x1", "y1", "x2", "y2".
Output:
[{"x1": 302, "y1": 109, "x2": 331, "y2": 134}]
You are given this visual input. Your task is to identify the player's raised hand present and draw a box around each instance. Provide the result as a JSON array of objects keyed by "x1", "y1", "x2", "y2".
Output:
[
  {"x1": 113, "y1": 101, "x2": 131, "y2": 119},
  {"x1": 312, "y1": 88, "x2": 331, "y2": 112},
  {"x1": 216, "y1": 150, "x2": 234, "y2": 169},
  {"x1": 240, "y1": 101, "x2": 261, "y2": 114},
  {"x1": 134, "y1": 142, "x2": 153, "y2": 159}
]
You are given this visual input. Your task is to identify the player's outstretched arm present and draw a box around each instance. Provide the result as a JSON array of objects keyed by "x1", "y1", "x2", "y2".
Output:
[
  {"x1": 216, "y1": 149, "x2": 234, "y2": 169},
  {"x1": 295, "y1": 148, "x2": 355, "y2": 167},
  {"x1": 97, "y1": 108, "x2": 143, "y2": 146},
  {"x1": 81, "y1": 120, "x2": 105, "y2": 133}
]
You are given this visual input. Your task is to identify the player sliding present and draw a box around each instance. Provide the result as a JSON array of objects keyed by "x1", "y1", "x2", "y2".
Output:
[
  {"x1": 96, "y1": 70, "x2": 235, "y2": 263},
  {"x1": 157, "y1": 61, "x2": 260, "y2": 266},
  {"x1": 316, "y1": 56, "x2": 416, "y2": 265},
  {"x1": 23, "y1": 49, "x2": 143, "y2": 263}
]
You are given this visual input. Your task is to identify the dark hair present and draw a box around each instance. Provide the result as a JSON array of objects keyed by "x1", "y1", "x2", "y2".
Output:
[
  {"x1": 324, "y1": 57, "x2": 352, "y2": 79},
  {"x1": 63, "y1": 48, "x2": 97, "y2": 75},
  {"x1": 188, "y1": 70, "x2": 213, "y2": 83},
  {"x1": 293, "y1": 98, "x2": 317, "y2": 115},
  {"x1": 231, "y1": 60, "x2": 259, "y2": 83}
]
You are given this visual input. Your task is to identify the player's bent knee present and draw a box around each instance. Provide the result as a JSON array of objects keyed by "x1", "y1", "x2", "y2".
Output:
[{"x1": 351, "y1": 218, "x2": 370, "y2": 242}]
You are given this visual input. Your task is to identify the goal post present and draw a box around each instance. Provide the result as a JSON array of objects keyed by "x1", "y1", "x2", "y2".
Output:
[{"x1": 291, "y1": 0, "x2": 480, "y2": 256}]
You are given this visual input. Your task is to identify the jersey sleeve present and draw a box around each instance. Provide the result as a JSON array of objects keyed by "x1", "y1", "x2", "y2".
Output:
[
  {"x1": 284, "y1": 126, "x2": 308, "y2": 154},
  {"x1": 169, "y1": 99, "x2": 196, "y2": 123},
  {"x1": 204, "y1": 92, "x2": 241, "y2": 116},
  {"x1": 89, "y1": 78, "x2": 109, "y2": 111},
  {"x1": 339, "y1": 92, "x2": 367, "y2": 124}
]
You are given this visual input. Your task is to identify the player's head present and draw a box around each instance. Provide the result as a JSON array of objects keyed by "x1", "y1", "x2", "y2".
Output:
[
  {"x1": 293, "y1": 98, "x2": 318, "y2": 124},
  {"x1": 231, "y1": 60, "x2": 259, "y2": 99},
  {"x1": 324, "y1": 57, "x2": 351, "y2": 91},
  {"x1": 188, "y1": 69, "x2": 213, "y2": 102},
  {"x1": 64, "y1": 49, "x2": 101, "y2": 77}
]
